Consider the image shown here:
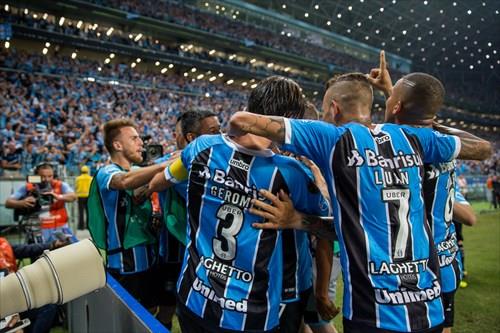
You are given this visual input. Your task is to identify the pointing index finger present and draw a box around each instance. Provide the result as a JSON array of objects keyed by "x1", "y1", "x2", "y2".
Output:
[{"x1": 380, "y1": 50, "x2": 386, "y2": 72}]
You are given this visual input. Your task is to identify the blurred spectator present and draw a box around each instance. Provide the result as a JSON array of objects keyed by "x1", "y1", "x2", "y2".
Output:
[{"x1": 75, "y1": 165, "x2": 93, "y2": 230}]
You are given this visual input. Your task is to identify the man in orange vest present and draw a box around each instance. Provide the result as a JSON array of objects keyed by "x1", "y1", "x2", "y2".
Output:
[
  {"x1": 5, "y1": 163, "x2": 77, "y2": 243},
  {"x1": 75, "y1": 165, "x2": 93, "y2": 230}
]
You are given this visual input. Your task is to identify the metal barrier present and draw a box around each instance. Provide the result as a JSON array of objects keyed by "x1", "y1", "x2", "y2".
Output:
[{"x1": 67, "y1": 273, "x2": 169, "y2": 333}]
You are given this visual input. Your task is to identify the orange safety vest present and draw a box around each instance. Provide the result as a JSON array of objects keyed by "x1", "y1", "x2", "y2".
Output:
[
  {"x1": 26, "y1": 180, "x2": 68, "y2": 229},
  {"x1": 0, "y1": 237, "x2": 17, "y2": 273}
]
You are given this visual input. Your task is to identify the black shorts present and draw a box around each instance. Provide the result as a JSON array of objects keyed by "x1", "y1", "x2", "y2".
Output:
[
  {"x1": 176, "y1": 301, "x2": 278, "y2": 333},
  {"x1": 343, "y1": 318, "x2": 444, "y2": 333},
  {"x1": 150, "y1": 263, "x2": 182, "y2": 306},
  {"x1": 279, "y1": 287, "x2": 312, "y2": 333},
  {"x1": 109, "y1": 269, "x2": 158, "y2": 309},
  {"x1": 442, "y1": 291, "x2": 456, "y2": 328}
]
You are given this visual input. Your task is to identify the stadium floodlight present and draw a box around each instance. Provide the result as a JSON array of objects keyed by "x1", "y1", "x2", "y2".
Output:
[
  {"x1": 205, "y1": 2, "x2": 209, "y2": 7},
  {"x1": 209, "y1": 76, "x2": 216, "y2": 81},
  {"x1": 43, "y1": 13, "x2": 48, "y2": 20},
  {"x1": 106, "y1": 27, "x2": 114, "y2": 36},
  {"x1": 24, "y1": 8, "x2": 28, "y2": 15},
  {"x1": 161, "y1": 68, "x2": 167, "y2": 74},
  {"x1": 134, "y1": 33, "x2": 143, "y2": 42},
  {"x1": 33, "y1": 14, "x2": 38, "y2": 19},
  {"x1": 209, "y1": 49, "x2": 216, "y2": 55},
  {"x1": 87, "y1": 77, "x2": 95, "y2": 82},
  {"x1": 71, "y1": 52, "x2": 77, "y2": 59},
  {"x1": 129, "y1": 34, "x2": 133, "y2": 39},
  {"x1": 104, "y1": 58, "x2": 110, "y2": 64},
  {"x1": 218, "y1": 73, "x2": 224, "y2": 77},
  {"x1": 197, "y1": 74, "x2": 204, "y2": 79},
  {"x1": 131, "y1": 62, "x2": 136, "y2": 68},
  {"x1": 348, "y1": 6, "x2": 352, "y2": 11},
  {"x1": 241, "y1": 82, "x2": 248, "y2": 87},
  {"x1": 337, "y1": 13, "x2": 342, "y2": 18},
  {"x1": 109, "y1": 53, "x2": 115, "y2": 59},
  {"x1": 205, "y1": 92, "x2": 210, "y2": 97},
  {"x1": 183, "y1": 72, "x2": 188, "y2": 77},
  {"x1": 155, "y1": 61, "x2": 160, "y2": 66},
  {"x1": 313, "y1": 91, "x2": 318, "y2": 95},
  {"x1": 59, "y1": 17, "x2": 65, "y2": 26},
  {"x1": 314, "y1": 4, "x2": 319, "y2": 10},
  {"x1": 284, "y1": 67, "x2": 290, "y2": 72},
  {"x1": 4, "y1": 4, "x2": 8, "y2": 11},
  {"x1": 77, "y1": 20, "x2": 83, "y2": 29},
  {"x1": 45, "y1": 42, "x2": 51, "y2": 48},
  {"x1": 267, "y1": 63, "x2": 274, "y2": 67},
  {"x1": 136, "y1": 58, "x2": 141, "y2": 63},
  {"x1": 42, "y1": 48, "x2": 48, "y2": 55},
  {"x1": 380, "y1": 7, "x2": 384, "y2": 12},
  {"x1": 251, "y1": 83, "x2": 258, "y2": 89},
  {"x1": 304, "y1": 12, "x2": 309, "y2": 17},
  {"x1": 191, "y1": 67, "x2": 197, "y2": 72},
  {"x1": 169, "y1": 64, "x2": 174, "y2": 68},
  {"x1": 250, "y1": 58, "x2": 256, "y2": 63},
  {"x1": 402, "y1": 30, "x2": 407, "y2": 35},
  {"x1": 4, "y1": 41, "x2": 10, "y2": 49},
  {"x1": 327, "y1": 21, "x2": 331, "y2": 26},
  {"x1": 282, "y1": 4, "x2": 286, "y2": 9},
  {"x1": 226, "y1": 79, "x2": 234, "y2": 85},
  {"x1": 98, "y1": 67, "x2": 102, "y2": 71}
]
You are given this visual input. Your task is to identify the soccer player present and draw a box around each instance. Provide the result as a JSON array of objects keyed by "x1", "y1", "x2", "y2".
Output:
[
  {"x1": 91, "y1": 119, "x2": 173, "y2": 318},
  {"x1": 153, "y1": 110, "x2": 221, "y2": 328},
  {"x1": 229, "y1": 78, "x2": 489, "y2": 333},
  {"x1": 366, "y1": 51, "x2": 491, "y2": 332},
  {"x1": 148, "y1": 76, "x2": 330, "y2": 333}
]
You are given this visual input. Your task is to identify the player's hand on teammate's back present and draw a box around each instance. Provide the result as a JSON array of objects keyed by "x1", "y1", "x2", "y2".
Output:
[{"x1": 250, "y1": 189, "x2": 302, "y2": 230}]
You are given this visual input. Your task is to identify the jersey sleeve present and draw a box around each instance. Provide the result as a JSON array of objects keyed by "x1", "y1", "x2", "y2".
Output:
[
  {"x1": 10, "y1": 186, "x2": 28, "y2": 200},
  {"x1": 96, "y1": 164, "x2": 124, "y2": 191},
  {"x1": 60, "y1": 182, "x2": 74, "y2": 194},
  {"x1": 286, "y1": 162, "x2": 331, "y2": 217},
  {"x1": 282, "y1": 119, "x2": 342, "y2": 170},
  {"x1": 408, "y1": 127, "x2": 461, "y2": 164}
]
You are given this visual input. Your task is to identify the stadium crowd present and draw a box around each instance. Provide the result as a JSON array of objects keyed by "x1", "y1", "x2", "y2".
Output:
[
  {"x1": 0, "y1": 48, "x2": 498, "y2": 180},
  {"x1": 3, "y1": 7, "x2": 318, "y2": 84},
  {"x1": 0, "y1": 49, "x2": 247, "y2": 177},
  {"x1": 87, "y1": 0, "x2": 497, "y2": 111}
]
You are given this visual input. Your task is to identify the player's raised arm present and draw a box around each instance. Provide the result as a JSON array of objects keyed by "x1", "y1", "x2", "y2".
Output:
[
  {"x1": 229, "y1": 111, "x2": 287, "y2": 144},
  {"x1": 433, "y1": 122, "x2": 492, "y2": 161},
  {"x1": 366, "y1": 50, "x2": 393, "y2": 98}
]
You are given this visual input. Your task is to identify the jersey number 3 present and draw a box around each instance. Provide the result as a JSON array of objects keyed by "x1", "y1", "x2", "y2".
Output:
[{"x1": 213, "y1": 204, "x2": 244, "y2": 261}]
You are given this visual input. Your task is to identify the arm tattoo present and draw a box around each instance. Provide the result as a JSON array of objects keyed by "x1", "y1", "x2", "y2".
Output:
[
  {"x1": 301, "y1": 215, "x2": 336, "y2": 241},
  {"x1": 241, "y1": 115, "x2": 286, "y2": 143}
]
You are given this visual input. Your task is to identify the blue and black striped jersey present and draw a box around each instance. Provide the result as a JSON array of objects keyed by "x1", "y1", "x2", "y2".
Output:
[
  {"x1": 165, "y1": 134, "x2": 329, "y2": 332},
  {"x1": 423, "y1": 160, "x2": 462, "y2": 293},
  {"x1": 95, "y1": 164, "x2": 154, "y2": 274},
  {"x1": 282, "y1": 120, "x2": 461, "y2": 332}
]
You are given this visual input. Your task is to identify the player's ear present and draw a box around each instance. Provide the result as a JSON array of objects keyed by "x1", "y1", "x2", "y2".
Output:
[
  {"x1": 392, "y1": 101, "x2": 402, "y2": 115},
  {"x1": 331, "y1": 99, "x2": 341, "y2": 117},
  {"x1": 112, "y1": 140, "x2": 122, "y2": 152},
  {"x1": 185, "y1": 132, "x2": 196, "y2": 143}
]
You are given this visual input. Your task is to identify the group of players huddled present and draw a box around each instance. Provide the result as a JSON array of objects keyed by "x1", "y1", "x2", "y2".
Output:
[{"x1": 89, "y1": 51, "x2": 491, "y2": 333}]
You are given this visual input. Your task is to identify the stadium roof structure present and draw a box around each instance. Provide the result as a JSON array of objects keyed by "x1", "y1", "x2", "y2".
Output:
[{"x1": 247, "y1": 0, "x2": 500, "y2": 90}]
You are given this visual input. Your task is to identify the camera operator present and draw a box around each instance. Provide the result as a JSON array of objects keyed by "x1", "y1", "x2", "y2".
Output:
[{"x1": 5, "y1": 163, "x2": 77, "y2": 243}]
